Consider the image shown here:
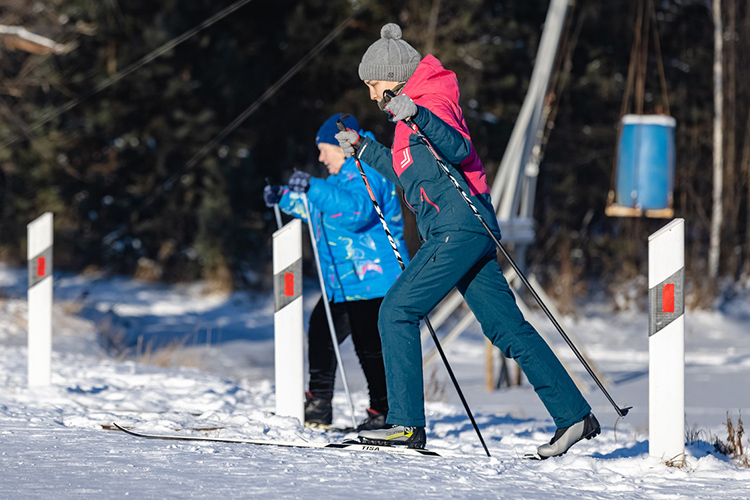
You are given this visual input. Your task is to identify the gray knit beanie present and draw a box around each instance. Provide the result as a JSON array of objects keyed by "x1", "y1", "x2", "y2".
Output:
[{"x1": 358, "y1": 23, "x2": 421, "y2": 82}]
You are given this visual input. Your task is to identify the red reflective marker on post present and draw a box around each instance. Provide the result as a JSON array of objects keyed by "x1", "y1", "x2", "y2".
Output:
[
  {"x1": 662, "y1": 284, "x2": 675, "y2": 313},
  {"x1": 284, "y1": 273, "x2": 294, "y2": 297}
]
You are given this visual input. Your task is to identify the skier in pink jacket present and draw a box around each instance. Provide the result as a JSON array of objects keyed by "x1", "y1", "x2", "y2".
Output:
[{"x1": 336, "y1": 23, "x2": 599, "y2": 458}]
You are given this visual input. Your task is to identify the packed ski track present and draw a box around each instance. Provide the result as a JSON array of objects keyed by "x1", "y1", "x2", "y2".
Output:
[{"x1": 1, "y1": 264, "x2": 749, "y2": 499}]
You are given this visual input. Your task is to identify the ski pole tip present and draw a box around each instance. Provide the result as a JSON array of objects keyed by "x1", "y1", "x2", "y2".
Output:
[{"x1": 618, "y1": 406, "x2": 632, "y2": 417}]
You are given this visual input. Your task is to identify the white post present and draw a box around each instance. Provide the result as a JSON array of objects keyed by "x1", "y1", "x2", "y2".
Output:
[
  {"x1": 27, "y1": 212, "x2": 53, "y2": 388},
  {"x1": 272, "y1": 218, "x2": 304, "y2": 423},
  {"x1": 648, "y1": 218, "x2": 685, "y2": 463}
]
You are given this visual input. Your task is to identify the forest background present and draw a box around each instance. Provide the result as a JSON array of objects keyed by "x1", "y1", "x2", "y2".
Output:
[{"x1": 1, "y1": 0, "x2": 748, "y2": 310}]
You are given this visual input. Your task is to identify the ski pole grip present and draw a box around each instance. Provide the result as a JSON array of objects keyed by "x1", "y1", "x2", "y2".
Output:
[
  {"x1": 336, "y1": 115, "x2": 360, "y2": 158},
  {"x1": 336, "y1": 114, "x2": 350, "y2": 132},
  {"x1": 383, "y1": 89, "x2": 412, "y2": 122}
]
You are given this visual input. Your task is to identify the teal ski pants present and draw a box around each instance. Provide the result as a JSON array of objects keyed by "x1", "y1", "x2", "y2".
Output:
[{"x1": 378, "y1": 230, "x2": 591, "y2": 428}]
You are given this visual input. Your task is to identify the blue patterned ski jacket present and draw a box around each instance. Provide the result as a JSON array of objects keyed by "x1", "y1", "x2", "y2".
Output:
[{"x1": 278, "y1": 150, "x2": 409, "y2": 303}]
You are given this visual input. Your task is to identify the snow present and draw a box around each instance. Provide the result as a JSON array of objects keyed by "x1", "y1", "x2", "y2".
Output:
[{"x1": 1, "y1": 263, "x2": 749, "y2": 499}]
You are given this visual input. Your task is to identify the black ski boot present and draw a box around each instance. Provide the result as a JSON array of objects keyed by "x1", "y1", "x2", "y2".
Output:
[
  {"x1": 358, "y1": 424, "x2": 426, "y2": 449},
  {"x1": 536, "y1": 413, "x2": 600, "y2": 459},
  {"x1": 304, "y1": 391, "x2": 332, "y2": 429},
  {"x1": 355, "y1": 408, "x2": 388, "y2": 431}
]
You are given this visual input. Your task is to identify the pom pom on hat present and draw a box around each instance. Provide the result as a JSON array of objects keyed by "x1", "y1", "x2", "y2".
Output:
[
  {"x1": 358, "y1": 23, "x2": 421, "y2": 82},
  {"x1": 380, "y1": 23, "x2": 402, "y2": 39}
]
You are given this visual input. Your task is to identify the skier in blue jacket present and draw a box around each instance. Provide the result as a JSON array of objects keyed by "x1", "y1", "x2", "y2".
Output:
[
  {"x1": 336, "y1": 24, "x2": 599, "y2": 457},
  {"x1": 264, "y1": 113, "x2": 409, "y2": 430}
]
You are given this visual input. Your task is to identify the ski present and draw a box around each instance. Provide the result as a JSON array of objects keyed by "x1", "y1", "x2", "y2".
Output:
[
  {"x1": 112, "y1": 422, "x2": 466, "y2": 458},
  {"x1": 103, "y1": 424, "x2": 224, "y2": 432}
]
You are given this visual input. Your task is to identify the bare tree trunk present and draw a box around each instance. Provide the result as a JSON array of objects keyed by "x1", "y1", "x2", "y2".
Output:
[
  {"x1": 742, "y1": 110, "x2": 750, "y2": 276},
  {"x1": 725, "y1": 0, "x2": 738, "y2": 277},
  {"x1": 107, "y1": 39, "x2": 117, "y2": 76},
  {"x1": 556, "y1": 230, "x2": 574, "y2": 314},
  {"x1": 743, "y1": 5, "x2": 750, "y2": 276},
  {"x1": 425, "y1": 0, "x2": 442, "y2": 56},
  {"x1": 485, "y1": 338, "x2": 494, "y2": 392},
  {"x1": 709, "y1": 0, "x2": 724, "y2": 279}
]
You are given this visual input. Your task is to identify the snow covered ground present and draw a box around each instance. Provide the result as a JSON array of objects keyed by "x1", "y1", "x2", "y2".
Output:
[{"x1": 1, "y1": 264, "x2": 749, "y2": 499}]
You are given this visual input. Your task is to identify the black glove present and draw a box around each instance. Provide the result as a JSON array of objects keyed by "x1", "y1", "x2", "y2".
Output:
[
  {"x1": 288, "y1": 171, "x2": 312, "y2": 193},
  {"x1": 263, "y1": 184, "x2": 285, "y2": 207}
]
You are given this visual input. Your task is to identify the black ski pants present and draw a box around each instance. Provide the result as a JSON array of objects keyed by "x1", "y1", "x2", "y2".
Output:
[{"x1": 307, "y1": 296, "x2": 388, "y2": 414}]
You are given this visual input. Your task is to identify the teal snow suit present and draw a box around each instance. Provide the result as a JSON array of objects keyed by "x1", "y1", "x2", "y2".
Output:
[{"x1": 356, "y1": 55, "x2": 591, "y2": 428}]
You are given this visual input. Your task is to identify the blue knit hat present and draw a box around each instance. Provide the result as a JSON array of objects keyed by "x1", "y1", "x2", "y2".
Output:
[{"x1": 316, "y1": 113, "x2": 359, "y2": 147}]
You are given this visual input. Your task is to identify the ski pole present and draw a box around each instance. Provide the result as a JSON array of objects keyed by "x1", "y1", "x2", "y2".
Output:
[
  {"x1": 337, "y1": 119, "x2": 491, "y2": 457},
  {"x1": 273, "y1": 205, "x2": 283, "y2": 230},
  {"x1": 300, "y1": 192, "x2": 359, "y2": 430},
  {"x1": 392, "y1": 99, "x2": 631, "y2": 418},
  {"x1": 265, "y1": 178, "x2": 284, "y2": 229}
]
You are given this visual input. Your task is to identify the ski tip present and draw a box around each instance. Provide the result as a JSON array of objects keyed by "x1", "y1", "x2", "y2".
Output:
[
  {"x1": 523, "y1": 452, "x2": 545, "y2": 461},
  {"x1": 112, "y1": 422, "x2": 137, "y2": 436}
]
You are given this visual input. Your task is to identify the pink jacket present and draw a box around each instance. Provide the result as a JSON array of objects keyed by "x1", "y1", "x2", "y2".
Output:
[{"x1": 394, "y1": 55, "x2": 490, "y2": 196}]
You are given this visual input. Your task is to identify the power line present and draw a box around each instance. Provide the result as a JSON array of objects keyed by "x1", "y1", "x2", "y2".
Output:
[
  {"x1": 137, "y1": 11, "x2": 358, "y2": 213},
  {"x1": 0, "y1": 0, "x2": 256, "y2": 151},
  {"x1": 96, "y1": 7, "x2": 358, "y2": 317}
]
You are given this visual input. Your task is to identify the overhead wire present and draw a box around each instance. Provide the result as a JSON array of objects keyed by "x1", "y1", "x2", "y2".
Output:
[
  {"x1": 137, "y1": 10, "x2": 359, "y2": 213},
  {"x1": 87, "y1": 7, "x2": 363, "y2": 320},
  {"x1": 2, "y1": 0, "x2": 359, "y2": 223},
  {"x1": 0, "y1": 0, "x2": 256, "y2": 151},
  {"x1": 3, "y1": 0, "x2": 361, "y2": 279}
]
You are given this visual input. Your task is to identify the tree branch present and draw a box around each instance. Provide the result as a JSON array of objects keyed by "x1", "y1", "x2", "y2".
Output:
[{"x1": 0, "y1": 25, "x2": 77, "y2": 55}]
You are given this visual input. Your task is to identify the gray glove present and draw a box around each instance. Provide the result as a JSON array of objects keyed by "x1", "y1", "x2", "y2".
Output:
[
  {"x1": 335, "y1": 130, "x2": 361, "y2": 157},
  {"x1": 384, "y1": 94, "x2": 418, "y2": 122}
]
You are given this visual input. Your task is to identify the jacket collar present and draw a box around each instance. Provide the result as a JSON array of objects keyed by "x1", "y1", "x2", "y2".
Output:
[{"x1": 403, "y1": 55, "x2": 460, "y2": 105}]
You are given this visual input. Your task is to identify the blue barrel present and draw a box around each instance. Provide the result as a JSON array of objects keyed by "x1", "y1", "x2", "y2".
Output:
[{"x1": 615, "y1": 114, "x2": 676, "y2": 210}]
